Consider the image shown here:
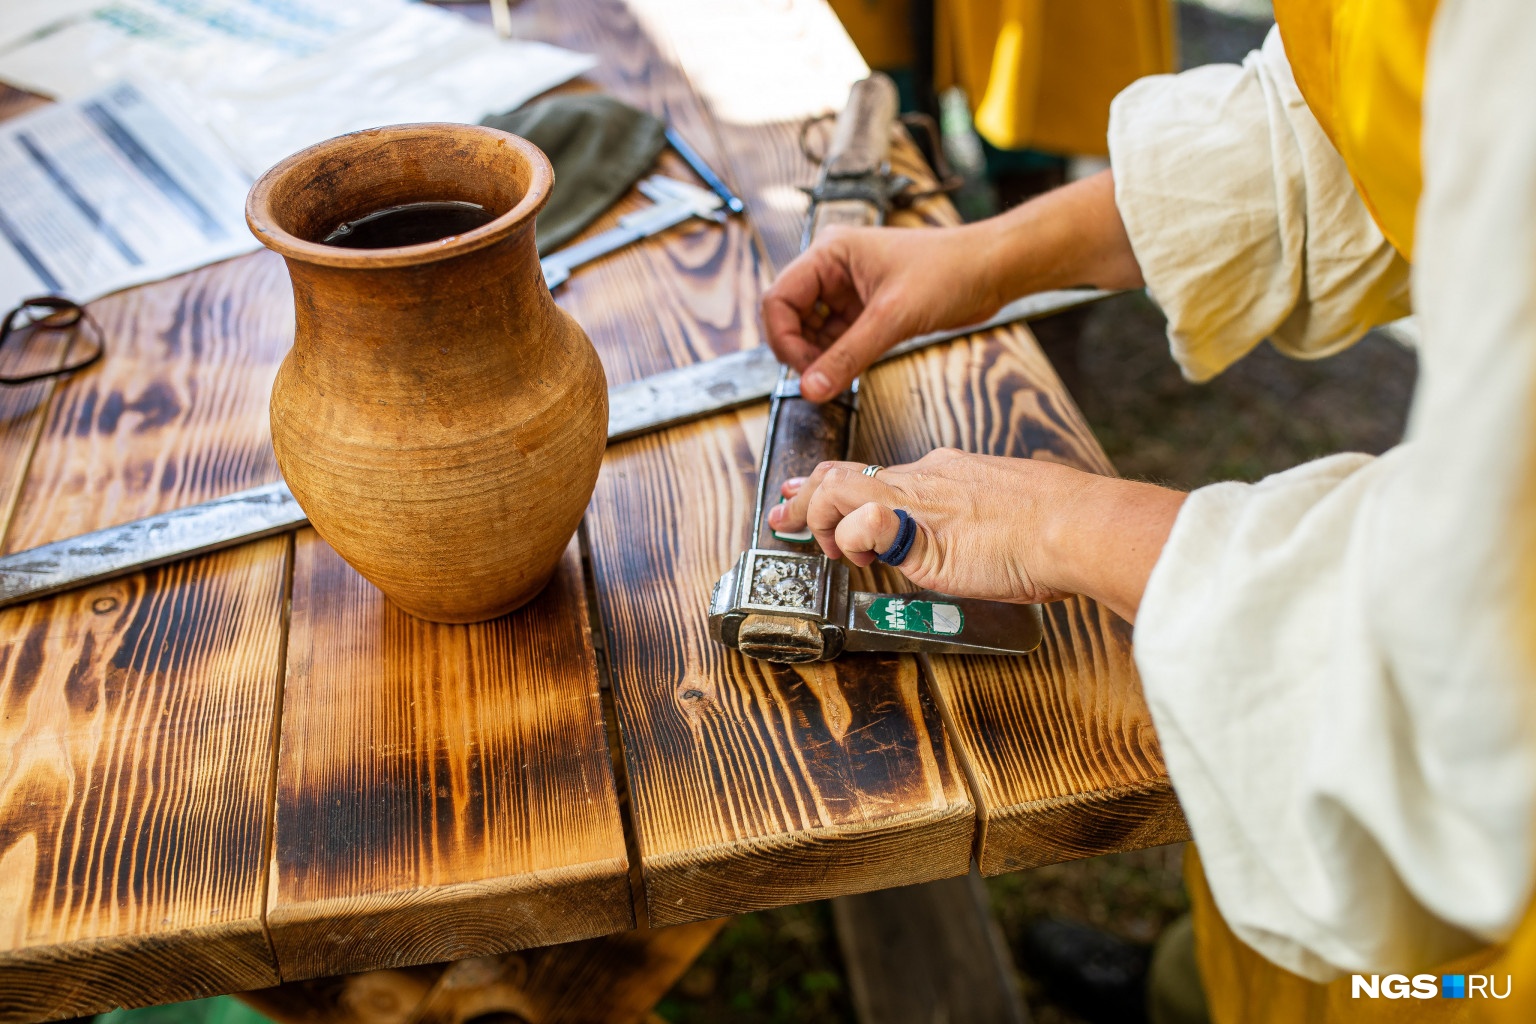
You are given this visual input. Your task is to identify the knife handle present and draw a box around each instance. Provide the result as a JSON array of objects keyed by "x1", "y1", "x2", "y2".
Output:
[{"x1": 752, "y1": 379, "x2": 857, "y2": 551}]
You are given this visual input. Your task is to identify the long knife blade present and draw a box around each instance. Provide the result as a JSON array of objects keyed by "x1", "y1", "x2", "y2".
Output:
[
  {"x1": 608, "y1": 287, "x2": 1109, "y2": 441},
  {"x1": 0, "y1": 287, "x2": 1111, "y2": 609},
  {"x1": 0, "y1": 483, "x2": 304, "y2": 607}
]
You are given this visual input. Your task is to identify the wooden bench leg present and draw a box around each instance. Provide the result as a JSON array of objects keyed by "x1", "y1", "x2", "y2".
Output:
[
  {"x1": 832, "y1": 871, "x2": 1029, "y2": 1024},
  {"x1": 240, "y1": 918, "x2": 727, "y2": 1024}
]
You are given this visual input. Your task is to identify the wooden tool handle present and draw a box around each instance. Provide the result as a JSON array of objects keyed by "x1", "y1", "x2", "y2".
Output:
[
  {"x1": 822, "y1": 73, "x2": 899, "y2": 177},
  {"x1": 806, "y1": 73, "x2": 899, "y2": 241},
  {"x1": 753, "y1": 395, "x2": 856, "y2": 551}
]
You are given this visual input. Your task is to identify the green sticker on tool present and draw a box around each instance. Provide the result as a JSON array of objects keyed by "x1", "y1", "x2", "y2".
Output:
[{"x1": 867, "y1": 596, "x2": 964, "y2": 635}]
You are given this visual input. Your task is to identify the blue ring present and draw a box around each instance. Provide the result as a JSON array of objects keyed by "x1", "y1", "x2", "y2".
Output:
[{"x1": 877, "y1": 508, "x2": 917, "y2": 566}]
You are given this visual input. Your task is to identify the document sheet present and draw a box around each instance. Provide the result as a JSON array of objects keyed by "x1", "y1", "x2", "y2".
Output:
[
  {"x1": 0, "y1": 0, "x2": 596, "y2": 176},
  {"x1": 0, "y1": 80, "x2": 256, "y2": 311},
  {"x1": 0, "y1": 0, "x2": 596, "y2": 307}
]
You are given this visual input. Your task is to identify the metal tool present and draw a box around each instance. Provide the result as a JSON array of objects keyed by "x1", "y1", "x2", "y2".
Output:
[
  {"x1": 540, "y1": 175, "x2": 726, "y2": 290},
  {"x1": 665, "y1": 126, "x2": 746, "y2": 215},
  {"x1": 707, "y1": 73, "x2": 1045, "y2": 664},
  {"x1": 607, "y1": 287, "x2": 1110, "y2": 441}
]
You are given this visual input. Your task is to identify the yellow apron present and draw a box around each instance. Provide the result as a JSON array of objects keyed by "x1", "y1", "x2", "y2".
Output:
[
  {"x1": 825, "y1": 0, "x2": 1176, "y2": 156},
  {"x1": 1275, "y1": 0, "x2": 1434, "y2": 256},
  {"x1": 1190, "y1": 847, "x2": 1533, "y2": 1023},
  {"x1": 1195, "y1": 3, "x2": 1535, "y2": 1021}
]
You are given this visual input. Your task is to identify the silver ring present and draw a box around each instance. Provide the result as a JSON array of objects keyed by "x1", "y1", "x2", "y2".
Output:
[{"x1": 863, "y1": 464, "x2": 884, "y2": 477}]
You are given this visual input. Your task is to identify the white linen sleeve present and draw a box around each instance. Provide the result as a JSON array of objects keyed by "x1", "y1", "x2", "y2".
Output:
[
  {"x1": 1132, "y1": 0, "x2": 1536, "y2": 980},
  {"x1": 1107, "y1": 27, "x2": 1410, "y2": 383}
]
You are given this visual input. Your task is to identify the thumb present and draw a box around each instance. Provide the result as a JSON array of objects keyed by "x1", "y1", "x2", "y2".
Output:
[{"x1": 799, "y1": 307, "x2": 903, "y2": 402}]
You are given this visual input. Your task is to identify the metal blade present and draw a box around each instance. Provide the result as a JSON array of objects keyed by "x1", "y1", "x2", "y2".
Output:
[
  {"x1": 0, "y1": 482, "x2": 303, "y2": 608},
  {"x1": 0, "y1": 287, "x2": 1114, "y2": 609},
  {"x1": 607, "y1": 287, "x2": 1114, "y2": 442},
  {"x1": 607, "y1": 345, "x2": 780, "y2": 442},
  {"x1": 885, "y1": 288, "x2": 1112, "y2": 359},
  {"x1": 542, "y1": 222, "x2": 646, "y2": 288}
]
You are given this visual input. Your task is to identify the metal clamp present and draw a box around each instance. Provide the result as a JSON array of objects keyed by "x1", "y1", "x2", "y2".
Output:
[{"x1": 709, "y1": 548, "x2": 1045, "y2": 663}]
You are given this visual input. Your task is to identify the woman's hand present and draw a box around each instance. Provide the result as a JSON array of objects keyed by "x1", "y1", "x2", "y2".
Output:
[
  {"x1": 762, "y1": 224, "x2": 1008, "y2": 402},
  {"x1": 765, "y1": 448, "x2": 1186, "y2": 622},
  {"x1": 760, "y1": 169, "x2": 1146, "y2": 404}
]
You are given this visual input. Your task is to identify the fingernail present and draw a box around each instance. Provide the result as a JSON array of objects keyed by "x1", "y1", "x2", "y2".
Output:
[
  {"x1": 767, "y1": 504, "x2": 783, "y2": 525},
  {"x1": 803, "y1": 369, "x2": 831, "y2": 398},
  {"x1": 783, "y1": 477, "x2": 805, "y2": 495}
]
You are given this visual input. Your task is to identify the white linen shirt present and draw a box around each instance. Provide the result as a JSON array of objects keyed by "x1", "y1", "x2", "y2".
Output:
[{"x1": 1109, "y1": 4, "x2": 1536, "y2": 981}]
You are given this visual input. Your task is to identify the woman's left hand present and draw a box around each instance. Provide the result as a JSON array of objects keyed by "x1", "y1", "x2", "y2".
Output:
[{"x1": 765, "y1": 448, "x2": 1187, "y2": 622}]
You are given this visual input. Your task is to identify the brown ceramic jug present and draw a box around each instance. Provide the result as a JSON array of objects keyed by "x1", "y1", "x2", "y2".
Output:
[{"x1": 246, "y1": 123, "x2": 607, "y2": 623}]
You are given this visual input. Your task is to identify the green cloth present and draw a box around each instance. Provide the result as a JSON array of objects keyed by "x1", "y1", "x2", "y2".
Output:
[
  {"x1": 95, "y1": 997, "x2": 274, "y2": 1024},
  {"x1": 481, "y1": 94, "x2": 667, "y2": 255}
]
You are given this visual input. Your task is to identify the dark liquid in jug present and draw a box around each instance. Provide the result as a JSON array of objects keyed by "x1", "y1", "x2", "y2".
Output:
[{"x1": 321, "y1": 201, "x2": 496, "y2": 249}]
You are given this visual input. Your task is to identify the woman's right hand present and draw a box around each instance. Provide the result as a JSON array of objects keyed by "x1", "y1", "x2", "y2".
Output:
[
  {"x1": 759, "y1": 169, "x2": 1145, "y2": 404},
  {"x1": 761, "y1": 223, "x2": 1006, "y2": 402}
]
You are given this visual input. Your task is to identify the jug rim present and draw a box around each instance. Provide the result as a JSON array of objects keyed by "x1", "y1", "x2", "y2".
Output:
[{"x1": 246, "y1": 122, "x2": 552, "y2": 270}]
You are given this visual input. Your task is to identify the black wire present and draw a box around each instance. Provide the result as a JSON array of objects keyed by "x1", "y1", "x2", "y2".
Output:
[{"x1": 0, "y1": 296, "x2": 105, "y2": 385}]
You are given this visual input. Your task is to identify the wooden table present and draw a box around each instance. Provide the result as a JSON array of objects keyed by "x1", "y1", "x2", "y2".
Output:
[{"x1": 0, "y1": 2, "x2": 1187, "y2": 1020}]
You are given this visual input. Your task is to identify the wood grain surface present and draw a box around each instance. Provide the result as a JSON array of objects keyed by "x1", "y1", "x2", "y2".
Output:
[
  {"x1": 0, "y1": 1, "x2": 1187, "y2": 1015},
  {"x1": 0, "y1": 253, "x2": 293, "y2": 1020},
  {"x1": 858, "y1": 334, "x2": 1188, "y2": 872},
  {"x1": 0, "y1": 334, "x2": 62, "y2": 542},
  {"x1": 2, "y1": 255, "x2": 290, "y2": 552},
  {"x1": 575, "y1": 0, "x2": 1181, "y2": 905},
  {"x1": 854, "y1": 146, "x2": 1188, "y2": 872},
  {"x1": 529, "y1": 0, "x2": 976, "y2": 924},
  {"x1": 0, "y1": 545, "x2": 288, "y2": 1021},
  {"x1": 588, "y1": 421, "x2": 975, "y2": 925},
  {"x1": 267, "y1": 534, "x2": 631, "y2": 980}
]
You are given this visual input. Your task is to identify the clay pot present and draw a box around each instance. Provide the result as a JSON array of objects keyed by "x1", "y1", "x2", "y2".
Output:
[{"x1": 246, "y1": 123, "x2": 607, "y2": 623}]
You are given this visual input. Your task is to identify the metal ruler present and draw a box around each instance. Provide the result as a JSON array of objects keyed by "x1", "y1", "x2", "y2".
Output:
[{"x1": 541, "y1": 175, "x2": 726, "y2": 290}]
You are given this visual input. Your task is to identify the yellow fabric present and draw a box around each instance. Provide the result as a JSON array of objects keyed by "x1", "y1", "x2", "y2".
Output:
[
  {"x1": 826, "y1": 0, "x2": 1176, "y2": 156},
  {"x1": 825, "y1": 0, "x2": 916, "y2": 70},
  {"x1": 1274, "y1": 0, "x2": 1436, "y2": 257},
  {"x1": 1188, "y1": 846, "x2": 1534, "y2": 1022}
]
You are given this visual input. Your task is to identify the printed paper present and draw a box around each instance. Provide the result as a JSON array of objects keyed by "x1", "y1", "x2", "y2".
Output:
[{"x1": 0, "y1": 80, "x2": 256, "y2": 310}]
